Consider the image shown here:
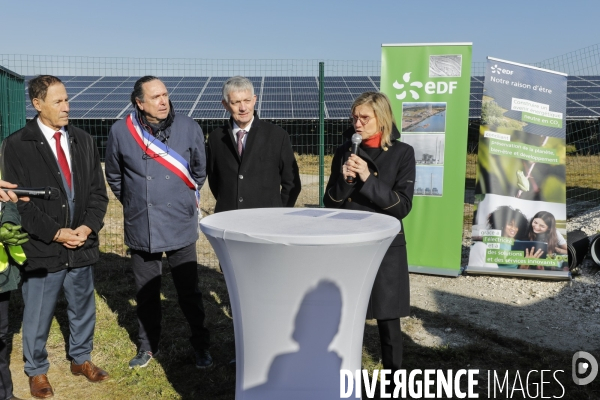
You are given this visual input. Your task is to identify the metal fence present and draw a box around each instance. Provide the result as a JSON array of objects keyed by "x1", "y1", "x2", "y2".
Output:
[
  {"x1": 0, "y1": 65, "x2": 25, "y2": 142},
  {"x1": 1, "y1": 44, "x2": 599, "y2": 267}
]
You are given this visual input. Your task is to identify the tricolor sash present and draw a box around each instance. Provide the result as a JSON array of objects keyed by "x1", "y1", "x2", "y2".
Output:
[{"x1": 126, "y1": 113, "x2": 200, "y2": 206}]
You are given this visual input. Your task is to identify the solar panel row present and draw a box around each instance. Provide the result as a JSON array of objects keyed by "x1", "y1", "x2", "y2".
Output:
[{"x1": 23, "y1": 76, "x2": 600, "y2": 120}]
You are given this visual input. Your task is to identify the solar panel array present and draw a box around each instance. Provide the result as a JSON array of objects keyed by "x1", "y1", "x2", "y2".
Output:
[
  {"x1": 24, "y1": 76, "x2": 600, "y2": 120},
  {"x1": 566, "y1": 76, "x2": 600, "y2": 118},
  {"x1": 469, "y1": 76, "x2": 484, "y2": 118}
]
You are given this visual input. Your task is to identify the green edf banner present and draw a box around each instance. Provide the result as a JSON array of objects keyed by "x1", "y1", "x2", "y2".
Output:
[{"x1": 381, "y1": 43, "x2": 472, "y2": 276}]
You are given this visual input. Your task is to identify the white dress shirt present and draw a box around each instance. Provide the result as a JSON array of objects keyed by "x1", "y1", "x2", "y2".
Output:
[
  {"x1": 232, "y1": 118, "x2": 254, "y2": 152},
  {"x1": 37, "y1": 118, "x2": 72, "y2": 171}
]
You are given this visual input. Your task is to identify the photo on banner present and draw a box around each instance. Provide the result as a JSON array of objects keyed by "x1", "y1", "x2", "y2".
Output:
[
  {"x1": 381, "y1": 43, "x2": 472, "y2": 276},
  {"x1": 467, "y1": 57, "x2": 568, "y2": 279}
]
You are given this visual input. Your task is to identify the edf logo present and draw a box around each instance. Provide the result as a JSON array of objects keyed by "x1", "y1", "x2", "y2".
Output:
[
  {"x1": 392, "y1": 72, "x2": 458, "y2": 100},
  {"x1": 491, "y1": 64, "x2": 514, "y2": 75},
  {"x1": 573, "y1": 351, "x2": 598, "y2": 385}
]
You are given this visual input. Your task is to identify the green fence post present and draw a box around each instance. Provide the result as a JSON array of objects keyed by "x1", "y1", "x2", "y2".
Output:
[{"x1": 319, "y1": 62, "x2": 325, "y2": 207}]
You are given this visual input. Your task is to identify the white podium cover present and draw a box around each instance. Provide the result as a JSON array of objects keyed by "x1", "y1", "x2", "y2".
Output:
[{"x1": 200, "y1": 208, "x2": 400, "y2": 399}]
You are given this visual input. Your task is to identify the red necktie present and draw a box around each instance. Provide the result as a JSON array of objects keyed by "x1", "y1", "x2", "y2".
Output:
[{"x1": 53, "y1": 131, "x2": 72, "y2": 190}]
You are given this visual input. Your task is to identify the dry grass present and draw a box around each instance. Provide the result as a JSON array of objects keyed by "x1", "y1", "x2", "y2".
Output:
[
  {"x1": 294, "y1": 153, "x2": 333, "y2": 176},
  {"x1": 7, "y1": 154, "x2": 332, "y2": 399},
  {"x1": 567, "y1": 154, "x2": 600, "y2": 189},
  {"x1": 9, "y1": 265, "x2": 597, "y2": 399},
  {"x1": 6, "y1": 154, "x2": 600, "y2": 399},
  {"x1": 466, "y1": 152, "x2": 477, "y2": 180}
]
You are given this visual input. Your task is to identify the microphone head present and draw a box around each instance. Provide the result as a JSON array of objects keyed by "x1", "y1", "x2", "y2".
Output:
[
  {"x1": 351, "y1": 133, "x2": 362, "y2": 145},
  {"x1": 48, "y1": 187, "x2": 60, "y2": 200}
]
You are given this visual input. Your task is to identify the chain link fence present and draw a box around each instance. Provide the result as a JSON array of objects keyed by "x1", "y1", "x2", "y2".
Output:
[{"x1": 1, "y1": 44, "x2": 599, "y2": 268}]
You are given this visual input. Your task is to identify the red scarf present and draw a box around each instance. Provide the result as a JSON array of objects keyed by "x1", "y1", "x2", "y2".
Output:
[{"x1": 362, "y1": 131, "x2": 382, "y2": 148}]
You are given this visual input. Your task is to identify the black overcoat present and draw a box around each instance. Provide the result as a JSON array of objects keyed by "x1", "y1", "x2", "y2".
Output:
[
  {"x1": 1, "y1": 117, "x2": 108, "y2": 273},
  {"x1": 323, "y1": 125, "x2": 415, "y2": 319},
  {"x1": 207, "y1": 113, "x2": 301, "y2": 213}
]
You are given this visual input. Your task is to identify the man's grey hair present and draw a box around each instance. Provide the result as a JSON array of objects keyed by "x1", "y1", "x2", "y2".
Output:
[{"x1": 222, "y1": 76, "x2": 254, "y2": 103}]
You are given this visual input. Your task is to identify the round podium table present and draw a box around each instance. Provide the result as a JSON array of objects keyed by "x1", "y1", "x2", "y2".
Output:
[{"x1": 200, "y1": 208, "x2": 400, "y2": 399}]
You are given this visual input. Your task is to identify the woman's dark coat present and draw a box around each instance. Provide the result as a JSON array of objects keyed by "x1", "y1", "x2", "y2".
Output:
[
  {"x1": 1, "y1": 117, "x2": 108, "y2": 273},
  {"x1": 323, "y1": 125, "x2": 415, "y2": 319}
]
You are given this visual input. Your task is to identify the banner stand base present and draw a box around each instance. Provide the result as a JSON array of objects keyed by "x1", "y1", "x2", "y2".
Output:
[
  {"x1": 465, "y1": 266, "x2": 570, "y2": 280},
  {"x1": 409, "y1": 265, "x2": 461, "y2": 277}
]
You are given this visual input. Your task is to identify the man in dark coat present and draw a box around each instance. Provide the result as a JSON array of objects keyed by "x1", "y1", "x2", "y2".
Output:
[
  {"x1": 105, "y1": 76, "x2": 212, "y2": 370},
  {"x1": 206, "y1": 76, "x2": 301, "y2": 366},
  {"x1": 207, "y1": 76, "x2": 301, "y2": 213},
  {"x1": 2, "y1": 75, "x2": 109, "y2": 399}
]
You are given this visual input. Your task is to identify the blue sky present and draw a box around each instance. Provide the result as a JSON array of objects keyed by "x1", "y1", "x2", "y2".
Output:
[{"x1": 0, "y1": 0, "x2": 596, "y2": 64}]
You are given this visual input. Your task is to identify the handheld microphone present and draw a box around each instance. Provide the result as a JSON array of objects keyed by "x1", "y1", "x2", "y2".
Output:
[
  {"x1": 346, "y1": 133, "x2": 363, "y2": 184},
  {"x1": 10, "y1": 187, "x2": 60, "y2": 200}
]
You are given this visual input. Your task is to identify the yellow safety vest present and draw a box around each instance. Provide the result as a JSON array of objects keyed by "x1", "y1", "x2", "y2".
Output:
[
  {"x1": 0, "y1": 240, "x2": 26, "y2": 272},
  {"x1": 0, "y1": 172, "x2": 28, "y2": 271}
]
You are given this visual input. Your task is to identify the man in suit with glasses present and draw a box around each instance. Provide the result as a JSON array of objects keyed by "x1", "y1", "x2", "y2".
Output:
[{"x1": 104, "y1": 76, "x2": 212, "y2": 370}]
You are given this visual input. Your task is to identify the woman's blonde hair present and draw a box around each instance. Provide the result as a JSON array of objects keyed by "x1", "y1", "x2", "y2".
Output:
[{"x1": 351, "y1": 92, "x2": 395, "y2": 148}]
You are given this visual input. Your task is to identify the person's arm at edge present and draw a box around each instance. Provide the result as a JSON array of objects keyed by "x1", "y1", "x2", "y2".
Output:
[
  {"x1": 279, "y1": 132, "x2": 301, "y2": 207},
  {"x1": 1, "y1": 139, "x2": 61, "y2": 243},
  {"x1": 104, "y1": 126, "x2": 123, "y2": 202},
  {"x1": 206, "y1": 130, "x2": 219, "y2": 200},
  {"x1": 76, "y1": 137, "x2": 109, "y2": 241},
  {"x1": 191, "y1": 123, "x2": 207, "y2": 189},
  {"x1": 0, "y1": 180, "x2": 21, "y2": 203}
]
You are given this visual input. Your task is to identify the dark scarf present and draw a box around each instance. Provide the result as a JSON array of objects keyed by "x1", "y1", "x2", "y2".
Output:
[{"x1": 135, "y1": 100, "x2": 175, "y2": 142}]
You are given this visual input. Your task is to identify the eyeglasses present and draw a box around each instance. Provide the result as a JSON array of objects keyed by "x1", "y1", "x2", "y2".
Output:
[{"x1": 351, "y1": 115, "x2": 372, "y2": 125}]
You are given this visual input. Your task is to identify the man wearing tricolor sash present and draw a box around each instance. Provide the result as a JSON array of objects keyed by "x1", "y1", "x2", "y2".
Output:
[{"x1": 105, "y1": 76, "x2": 212, "y2": 370}]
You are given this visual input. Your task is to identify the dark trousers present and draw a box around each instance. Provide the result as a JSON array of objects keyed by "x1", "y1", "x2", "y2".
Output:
[
  {"x1": 131, "y1": 243, "x2": 210, "y2": 353},
  {"x1": 22, "y1": 266, "x2": 96, "y2": 376},
  {"x1": 0, "y1": 292, "x2": 13, "y2": 400},
  {"x1": 377, "y1": 318, "x2": 403, "y2": 372}
]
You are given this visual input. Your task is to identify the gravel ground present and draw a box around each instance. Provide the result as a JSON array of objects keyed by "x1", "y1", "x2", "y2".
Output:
[{"x1": 402, "y1": 203, "x2": 600, "y2": 354}]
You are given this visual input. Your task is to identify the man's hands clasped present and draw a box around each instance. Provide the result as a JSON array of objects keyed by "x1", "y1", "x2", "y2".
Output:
[{"x1": 54, "y1": 225, "x2": 92, "y2": 249}]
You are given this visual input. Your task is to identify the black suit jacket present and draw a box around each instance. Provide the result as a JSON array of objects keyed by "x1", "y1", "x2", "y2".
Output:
[
  {"x1": 207, "y1": 113, "x2": 301, "y2": 213},
  {"x1": 1, "y1": 117, "x2": 108, "y2": 273}
]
